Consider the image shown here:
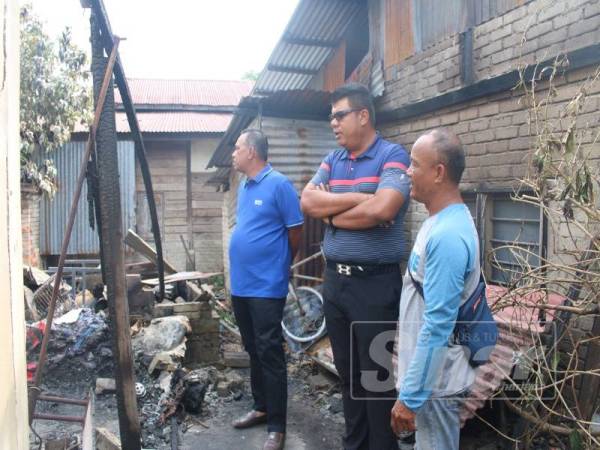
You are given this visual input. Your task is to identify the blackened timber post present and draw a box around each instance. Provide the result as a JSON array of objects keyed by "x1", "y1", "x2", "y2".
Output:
[{"x1": 90, "y1": 13, "x2": 141, "y2": 450}]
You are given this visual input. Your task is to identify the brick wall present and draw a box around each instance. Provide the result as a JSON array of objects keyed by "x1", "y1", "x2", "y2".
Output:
[
  {"x1": 20, "y1": 185, "x2": 41, "y2": 268},
  {"x1": 379, "y1": 0, "x2": 600, "y2": 111},
  {"x1": 377, "y1": 0, "x2": 599, "y2": 404},
  {"x1": 380, "y1": 63, "x2": 599, "y2": 244}
]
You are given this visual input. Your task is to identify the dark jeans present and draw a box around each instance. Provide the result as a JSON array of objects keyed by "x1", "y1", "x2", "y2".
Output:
[
  {"x1": 231, "y1": 295, "x2": 287, "y2": 433},
  {"x1": 323, "y1": 267, "x2": 402, "y2": 450}
]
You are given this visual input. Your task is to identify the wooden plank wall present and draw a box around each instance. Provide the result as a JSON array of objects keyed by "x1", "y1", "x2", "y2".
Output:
[
  {"x1": 384, "y1": 0, "x2": 415, "y2": 68},
  {"x1": 135, "y1": 140, "x2": 188, "y2": 271},
  {"x1": 191, "y1": 172, "x2": 224, "y2": 272}
]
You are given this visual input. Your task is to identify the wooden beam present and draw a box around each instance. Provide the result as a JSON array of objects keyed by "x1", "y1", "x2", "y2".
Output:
[
  {"x1": 89, "y1": 0, "x2": 166, "y2": 299},
  {"x1": 90, "y1": 11, "x2": 141, "y2": 449},
  {"x1": 124, "y1": 229, "x2": 179, "y2": 274}
]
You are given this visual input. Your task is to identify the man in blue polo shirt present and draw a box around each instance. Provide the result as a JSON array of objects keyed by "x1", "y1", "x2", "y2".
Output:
[
  {"x1": 229, "y1": 129, "x2": 303, "y2": 450},
  {"x1": 301, "y1": 83, "x2": 411, "y2": 450}
]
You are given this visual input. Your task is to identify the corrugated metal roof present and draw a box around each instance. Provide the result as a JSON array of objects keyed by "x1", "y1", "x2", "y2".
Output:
[
  {"x1": 206, "y1": 111, "x2": 256, "y2": 169},
  {"x1": 207, "y1": 116, "x2": 336, "y2": 189},
  {"x1": 115, "y1": 112, "x2": 233, "y2": 133},
  {"x1": 207, "y1": 90, "x2": 332, "y2": 169},
  {"x1": 253, "y1": 0, "x2": 363, "y2": 93},
  {"x1": 115, "y1": 79, "x2": 253, "y2": 106},
  {"x1": 73, "y1": 112, "x2": 233, "y2": 134}
]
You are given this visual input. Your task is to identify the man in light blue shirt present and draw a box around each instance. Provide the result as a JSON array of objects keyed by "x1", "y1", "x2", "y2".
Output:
[
  {"x1": 391, "y1": 129, "x2": 478, "y2": 449},
  {"x1": 229, "y1": 129, "x2": 303, "y2": 450}
]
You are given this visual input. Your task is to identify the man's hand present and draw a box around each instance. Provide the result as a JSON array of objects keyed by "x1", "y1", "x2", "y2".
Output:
[
  {"x1": 300, "y1": 183, "x2": 371, "y2": 219},
  {"x1": 316, "y1": 182, "x2": 329, "y2": 193},
  {"x1": 390, "y1": 400, "x2": 416, "y2": 436},
  {"x1": 330, "y1": 188, "x2": 404, "y2": 230}
]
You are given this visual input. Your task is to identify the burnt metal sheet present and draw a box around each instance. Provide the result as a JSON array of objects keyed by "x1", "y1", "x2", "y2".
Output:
[{"x1": 40, "y1": 141, "x2": 135, "y2": 255}]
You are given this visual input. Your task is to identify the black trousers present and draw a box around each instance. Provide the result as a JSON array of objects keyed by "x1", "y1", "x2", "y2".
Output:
[
  {"x1": 231, "y1": 295, "x2": 287, "y2": 433},
  {"x1": 323, "y1": 266, "x2": 402, "y2": 450}
]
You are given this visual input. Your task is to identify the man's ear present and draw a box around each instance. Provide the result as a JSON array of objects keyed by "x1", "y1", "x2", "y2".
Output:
[
  {"x1": 434, "y1": 163, "x2": 446, "y2": 184},
  {"x1": 359, "y1": 109, "x2": 370, "y2": 126}
]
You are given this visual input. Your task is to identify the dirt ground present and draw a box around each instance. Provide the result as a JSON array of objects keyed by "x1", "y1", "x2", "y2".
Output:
[
  {"x1": 30, "y1": 364, "x2": 346, "y2": 450},
  {"x1": 178, "y1": 371, "x2": 344, "y2": 450},
  {"x1": 31, "y1": 367, "x2": 506, "y2": 450},
  {"x1": 29, "y1": 321, "x2": 506, "y2": 450}
]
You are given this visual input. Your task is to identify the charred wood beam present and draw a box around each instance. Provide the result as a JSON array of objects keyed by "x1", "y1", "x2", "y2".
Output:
[
  {"x1": 27, "y1": 36, "x2": 120, "y2": 426},
  {"x1": 91, "y1": 13, "x2": 141, "y2": 450},
  {"x1": 88, "y1": 0, "x2": 165, "y2": 299}
]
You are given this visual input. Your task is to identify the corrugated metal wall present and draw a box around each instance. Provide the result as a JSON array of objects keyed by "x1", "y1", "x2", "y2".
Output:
[
  {"x1": 251, "y1": 116, "x2": 337, "y2": 192},
  {"x1": 40, "y1": 141, "x2": 136, "y2": 255}
]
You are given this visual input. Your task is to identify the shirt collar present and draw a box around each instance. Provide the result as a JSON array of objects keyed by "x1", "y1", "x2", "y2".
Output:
[
  {"x1": 340, "y1": 134, "x2": 381, "y2": 160},
  {"x1": 244, "y1": 163, "x2": 273, "y2": 186}
]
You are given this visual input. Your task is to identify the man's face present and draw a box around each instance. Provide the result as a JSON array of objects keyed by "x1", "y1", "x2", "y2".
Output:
[
  {"x1": 329, "y1": 98, "x2": 364, "y2": 149},
  {"x1": 232, "y1": 134, "x2": 252, "y2": 174},
  {"x1": 407, "y1": 135, "x2": 442, "y2": 204}
]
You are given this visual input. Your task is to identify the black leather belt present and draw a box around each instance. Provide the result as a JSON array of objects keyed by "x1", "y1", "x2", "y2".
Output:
[{"x1": 326, "y1": 260, "x2": 399, "y2": 277}]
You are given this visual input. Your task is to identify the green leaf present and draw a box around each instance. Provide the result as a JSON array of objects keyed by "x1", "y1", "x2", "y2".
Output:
[
  {"x1": 563, "y1": 127, "x2": 575, "y2": 154},
  {"x1": 552, "y1": 351, "x2": 560, "y2": 371},
  {"x1": 19, "y1": 4, "x2": 91, "y2": 195},
  {"x1": 569, "y1": 430, "x2": 583, "y2": 450}
]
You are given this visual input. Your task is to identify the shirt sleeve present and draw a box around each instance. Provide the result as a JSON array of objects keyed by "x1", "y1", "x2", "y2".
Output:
[
  {"x1": 377, "y1": 145, "x2": 411, "y2": 199},
  {"x1": 398, "y1": 232, "x2": 469, "y2": 411},
  {"x1": 275, "y1": 178, "x2": 304, "y2": 228},
  {"x1": 309, "y1": 153, "x2": 333, "y2": 186}
]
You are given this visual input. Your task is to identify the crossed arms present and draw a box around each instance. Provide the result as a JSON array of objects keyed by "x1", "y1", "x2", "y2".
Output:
[{"x1": 300, "y1": 183, "x2": 406, "y2": 230}]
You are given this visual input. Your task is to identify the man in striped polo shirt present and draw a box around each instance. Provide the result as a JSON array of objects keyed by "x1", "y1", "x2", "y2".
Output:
[{"x1": 301, "y1": 83, "x2": 411, "y2": 450}]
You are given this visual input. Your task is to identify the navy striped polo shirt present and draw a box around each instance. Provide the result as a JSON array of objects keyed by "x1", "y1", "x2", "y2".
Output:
[{"x1": 310, "y1": 135, "x2": 411, "y2": 264}]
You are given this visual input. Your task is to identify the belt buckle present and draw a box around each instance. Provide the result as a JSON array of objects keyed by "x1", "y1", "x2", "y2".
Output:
[
  {"x1": 336, "y1": 264, "x2": 364, "y2": 276},
  {"x1": 336, "y1": 264, "x2": 352, "y2": 276}
]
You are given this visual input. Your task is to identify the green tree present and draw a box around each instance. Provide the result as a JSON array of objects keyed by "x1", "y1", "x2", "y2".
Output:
[
  {"x1": 242, "y1": 70, "x2": 260, "y2": 82},
  {"x1": 20, "y1": 4, "x2": 92, "y2": 196}
]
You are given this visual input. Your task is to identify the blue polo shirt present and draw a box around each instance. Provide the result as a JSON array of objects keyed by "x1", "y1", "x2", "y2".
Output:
[
  {"x1": 310, "y1": 135, "x2": 411, "y2": 264},
  {"x1": 229, "y1": 164, "x2": 304, "y2": 298}
]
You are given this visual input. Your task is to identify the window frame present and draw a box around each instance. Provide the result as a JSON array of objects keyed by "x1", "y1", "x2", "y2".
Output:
[{"x1": 462, "y1": 189, "x2": 546, "y2": 287}]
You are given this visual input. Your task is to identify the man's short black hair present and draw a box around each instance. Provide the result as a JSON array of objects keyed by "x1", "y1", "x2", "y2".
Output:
[
  {"x1": 427, "y1": 128, "x2": 465, "y2": 185},
  {"x1": 330, "y1": 82, "x2": 375, "y2": 126},
  {"x1": 240, "y1": 128, "x2": 268, "y2": 161}
]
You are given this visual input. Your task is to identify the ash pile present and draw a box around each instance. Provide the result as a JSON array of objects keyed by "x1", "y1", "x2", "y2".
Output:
[{"x1": 24, "y1": 259, "x2": 227, "y2": 449}]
